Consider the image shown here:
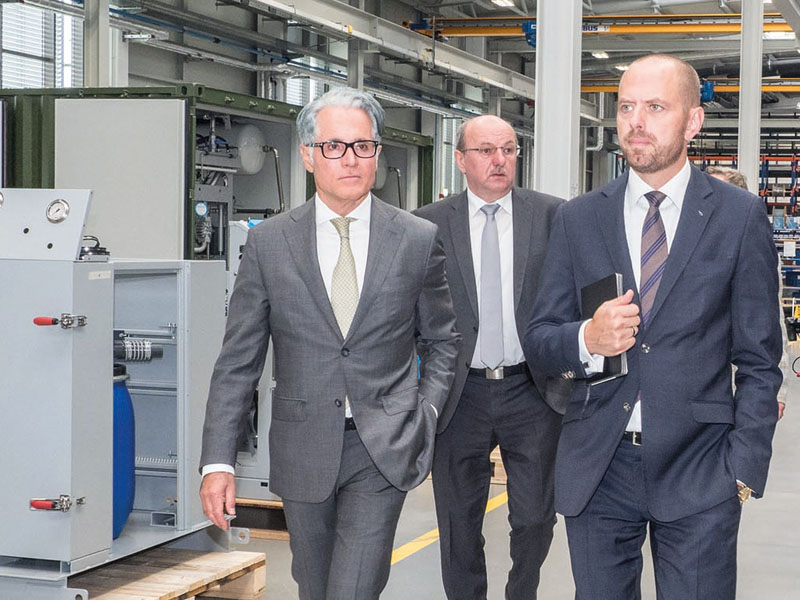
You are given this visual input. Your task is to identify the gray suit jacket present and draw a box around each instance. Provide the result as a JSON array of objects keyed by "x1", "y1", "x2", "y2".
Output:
[
  {"x1": 414, "y1": 187, "x2": 571, "y2": 432},
  {"x1": 200, "y1": 196, "x2": 460, "y2": 502}
]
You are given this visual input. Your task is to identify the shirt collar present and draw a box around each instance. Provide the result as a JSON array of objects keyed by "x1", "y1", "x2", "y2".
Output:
[
  {"x1": 467, "y1": 187, "x2": 513, "y2": 218},
  {"x1": 315, "y1": 193, "x2": 372, "y2": 225},
  {"x1": 626, "y1": 160, "x2": 691, "y2": 212}
]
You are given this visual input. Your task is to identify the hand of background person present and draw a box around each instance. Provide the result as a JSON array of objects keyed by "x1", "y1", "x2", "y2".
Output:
[
  {"x1": 200, "y1": 471, "x2": 236, "y2": 530},
  {"x1": 584, "y1": 289, "x2": 641, "y2": 357}
]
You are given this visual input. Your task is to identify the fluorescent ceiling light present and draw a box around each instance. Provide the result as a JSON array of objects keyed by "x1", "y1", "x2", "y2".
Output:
[
  {"x1": 592, "y1": 51, "x2": 609, "y2": 59},
  {"x1": 615, "y1": 64, "x2": 630, "y2": 71},
  {"x1": 491, "y1": 0, "x2": 515, "y2": 7}
]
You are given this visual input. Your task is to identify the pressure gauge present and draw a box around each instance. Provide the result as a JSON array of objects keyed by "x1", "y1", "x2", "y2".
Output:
[
  {"x1": 46, "y1": 198, "x2": 70, "y2": 223},
  {"x1": 195, "y1": 202, "x2": 209, "y2": 218}
]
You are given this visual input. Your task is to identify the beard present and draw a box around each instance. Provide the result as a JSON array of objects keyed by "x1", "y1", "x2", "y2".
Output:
[{"x1": 621, "y1": 129, "x2": 686, "y2": 175}]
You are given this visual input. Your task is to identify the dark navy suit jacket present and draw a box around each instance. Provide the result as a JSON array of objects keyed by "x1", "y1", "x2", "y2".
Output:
[{"x1": 524, "y1": 166, "x2": 782, "y2": 522}]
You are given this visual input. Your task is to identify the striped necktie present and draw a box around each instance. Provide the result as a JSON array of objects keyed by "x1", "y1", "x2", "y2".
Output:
[{"x1": 640, "y1": 190, "x2": 668, "y2": 327}]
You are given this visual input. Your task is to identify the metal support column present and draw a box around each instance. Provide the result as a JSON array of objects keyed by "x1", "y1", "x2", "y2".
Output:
[
  {"x1": 110, "y1": 29, "x2": 128, "y2": 87},
  {"x1": 84, "y1": 0, "x2": 110, "y2": 87},
  {"x1": 487, "y1": 88, "x2": 502, "y2": 116},
  {"x1": 348, "y1": 39, "x2": 365, "y2": 89},
  {"x1": 737, "y1": 1, "x2": 763, "y2": 194},
  {"x1": 533, "y1": 0, "x2": 581, "y2": 199}
]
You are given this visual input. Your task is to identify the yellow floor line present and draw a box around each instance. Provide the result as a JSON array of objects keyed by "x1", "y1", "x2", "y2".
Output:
[{"x1": 391, "y1": 491, "x2": 508, "y2": 565}]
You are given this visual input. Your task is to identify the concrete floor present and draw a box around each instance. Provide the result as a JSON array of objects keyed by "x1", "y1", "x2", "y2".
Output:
[{"x1": 243, "y1": 406, "x2": 800, "y2": 599}]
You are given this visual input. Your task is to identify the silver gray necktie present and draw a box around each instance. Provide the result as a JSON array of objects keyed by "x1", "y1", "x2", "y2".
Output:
[
  {"x1": 330, "y1": 217, "x2": 358, "y2": 337},
  {"x1": 480, "y1": 203, "x2": 504, "y2": 369}
]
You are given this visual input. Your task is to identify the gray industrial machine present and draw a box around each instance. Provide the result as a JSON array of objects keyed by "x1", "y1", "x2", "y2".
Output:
[
  {"x1": 224, "y1": 219, "x2": 278, "y2": 501},
  {"x1": 0, "y1": 188, "x2": 227, "y2": 600}
]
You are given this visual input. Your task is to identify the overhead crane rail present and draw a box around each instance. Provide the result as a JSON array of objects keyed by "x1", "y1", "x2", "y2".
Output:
[
  {"x1": 405, "y1": 13, "x2": 791, "y2": 39},
  {"x1": 581, "y1": 78, "x2": 800, "y2": 94}
]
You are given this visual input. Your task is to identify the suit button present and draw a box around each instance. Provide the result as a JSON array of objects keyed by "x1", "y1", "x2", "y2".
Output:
[
  {"x1": 473, "y1": 325, "x2": 479, "y2": 332},
  {"x1": 465, "y1": 361, "x2": 471, "y2": 368},
  {"x1": 341, "y1": 348, "x2": 350, "y2": 357},
  {"x1": 641, "y1": 343, "x2": 650, "y2": 354},
  {"x1": 334, "y1": 399, "x2": 342, "y2": 408},
  {"x1": 623, "y1": 402, "x2": 631, "y2": 412}
]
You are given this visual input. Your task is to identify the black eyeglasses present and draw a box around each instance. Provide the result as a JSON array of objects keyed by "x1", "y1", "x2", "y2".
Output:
[
  {"x1": 460, "y1": 144, "x2": 521, "y2": 158},
  {"x1": 307, "y1": 140, "x2": 381, "y2": 159}
]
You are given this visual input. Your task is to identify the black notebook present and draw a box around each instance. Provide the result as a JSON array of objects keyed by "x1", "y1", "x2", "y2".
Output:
[{"x1": 581, "y1": 273, "x2": 628, "y2": 385}]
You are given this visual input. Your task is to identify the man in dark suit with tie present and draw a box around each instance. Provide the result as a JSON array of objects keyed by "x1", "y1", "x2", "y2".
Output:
[
  {"x1": 524, "y1": 54, "x2": 782, "y2": 599},
  {"x1": 415, "y1": 115, "x2": 568, "y2": 599},
  {"x1": 199, "y1": 88, "x2": 460, "y2": 600}
]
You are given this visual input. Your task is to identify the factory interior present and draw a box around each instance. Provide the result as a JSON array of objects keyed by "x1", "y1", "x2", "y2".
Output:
[{"x1": 1, "y1": 0, "x2": 799, "y2": 598}]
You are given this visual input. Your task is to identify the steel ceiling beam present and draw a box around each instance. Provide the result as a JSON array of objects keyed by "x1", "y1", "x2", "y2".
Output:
[
  {"x1": 246, "y1": 0, "x2": 537, "y2": 99},
  {"x1": 772, "y1": 0, "x2": 800, "y2": 38}
]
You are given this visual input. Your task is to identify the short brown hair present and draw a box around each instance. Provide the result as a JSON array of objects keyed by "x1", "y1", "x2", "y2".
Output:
[{"x1": 705, "y1": 165, "x2": 748, "y2": 190}]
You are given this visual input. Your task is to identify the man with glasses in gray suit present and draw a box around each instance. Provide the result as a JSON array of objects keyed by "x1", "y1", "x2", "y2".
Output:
[{"x1": 199, "y1": 87, "x2": 460, "y2": 600}]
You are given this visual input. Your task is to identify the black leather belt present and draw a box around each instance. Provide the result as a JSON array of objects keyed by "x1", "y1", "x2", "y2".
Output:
[
  {"x1": 622, "y1": 431, "x2": 643, "y2": 446},
  {"x1": 344, "y1": 417, "x2": 357, "y2": 431},
  {"x1": 468, "y1": 362, "x2": 528, "y2": 380}
]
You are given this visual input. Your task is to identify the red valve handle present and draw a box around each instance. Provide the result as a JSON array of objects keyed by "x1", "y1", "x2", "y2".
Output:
[
  {"x1": 33, "y1": 317, "x2": 59, "y2": 326},
  {"x1": 30, "y1": 499, "x2": 58, "y2": 510}
]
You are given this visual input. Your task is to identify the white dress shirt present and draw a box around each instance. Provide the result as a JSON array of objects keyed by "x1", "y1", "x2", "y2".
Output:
[
  {"x1": 315, "y1": 194, "x2": 371, "y2": 299},
  {"x1": 467, "y1": 188, "x2": 526, "y2": 368},
  {"x1": 580, "y1": 160, "x2": 691, "y2": 431},
  {"x1": 202, "y1": 194, "x2": 372, "y2": 477},
  {"x1": 315, "y1": 194, "x2": 371, "y2": 419}
]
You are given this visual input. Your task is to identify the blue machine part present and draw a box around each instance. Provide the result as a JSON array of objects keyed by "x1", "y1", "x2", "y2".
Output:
[
  {"x1": 523, "y1": 21, "x2": 536, "y2": 48},
  {"x1": 112, "y1": 364, "x2": 135, "y2": 539},
  {"x1": 700, "y1": 80, "x2": 715, "y2": 103}
]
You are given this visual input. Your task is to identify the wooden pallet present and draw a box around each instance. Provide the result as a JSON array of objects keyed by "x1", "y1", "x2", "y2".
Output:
[
  {"x1": 490, "y1": 447, "x2": 507, "y2": 485},
  {"x1": 68, "y1": 548, "x2": 265, "y2": 600},
  {"x1": 236, "y1": 497, "x2": 290, "y2": 541}
]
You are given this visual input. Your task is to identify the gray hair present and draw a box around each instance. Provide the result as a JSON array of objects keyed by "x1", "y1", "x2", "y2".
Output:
[
  {"x1": 705, "y1": 165, "x2": 748, "y2": 190},
  {"x1": 296, "y1": 87, "x2": 385, "y2": 145},
  {"x1": 455, "y1": 120, "x2": 469, "y2": 152}
]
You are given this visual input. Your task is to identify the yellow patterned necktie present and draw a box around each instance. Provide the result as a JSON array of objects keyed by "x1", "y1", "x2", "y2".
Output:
[{"x1": 330, "y1": 217, "x2": 359, "y2": 337}]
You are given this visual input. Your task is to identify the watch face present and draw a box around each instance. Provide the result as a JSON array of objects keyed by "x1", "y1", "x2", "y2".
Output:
[
  {"x1": 46, "y1": 198, "x2": 70, "y2": 223},
  {"x1": 737, "y1": 485, "x2": 752, "y2": 504},
  {"x1": 195, "y1": 202, "x2": 209, "y2": 217}
]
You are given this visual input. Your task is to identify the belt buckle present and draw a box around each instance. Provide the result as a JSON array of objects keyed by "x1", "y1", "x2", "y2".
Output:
[
  {"x1": 485, "y1": 366, "x2": 504, "y2": 380},
  {"x1": 631, "y1": 431, "x2": 642, "y2": 446}
]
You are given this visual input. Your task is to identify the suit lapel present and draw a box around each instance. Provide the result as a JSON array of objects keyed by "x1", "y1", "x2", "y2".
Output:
[
  {"x1": 511, "y1": 189, "x2": 532, "y2": 311},
  {"x1": 346, "y1": 196, "x2": 402, "y2": 341},
  {"x1": 283, "y1": 200, "x2": 342, "y2": 338},
  {"x1": 448, "y1": 193, "x2": 479, "y2": 320},
  {"x1": 597, "y1": 173, "x2": 638, "y2": 300},
  {"x1": 647, "y1": 167, "x2": 715, "y2": 325}
]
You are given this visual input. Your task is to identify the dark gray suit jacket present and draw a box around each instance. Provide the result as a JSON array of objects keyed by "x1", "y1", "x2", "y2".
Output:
[
  {"x1": 415, "y1": 187, "x2": 571, "y2": 433},
  {"x1": 524, "y1": 168, "x2": 782, "y2": 521},
  {"x1": 200, "y1": 196, "x2": 460, "y2": 502}
]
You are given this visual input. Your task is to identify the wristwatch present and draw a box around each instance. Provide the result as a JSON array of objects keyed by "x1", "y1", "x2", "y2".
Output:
[{"x1": 737, "y1": 484, "x2": 752, "y2": 505}]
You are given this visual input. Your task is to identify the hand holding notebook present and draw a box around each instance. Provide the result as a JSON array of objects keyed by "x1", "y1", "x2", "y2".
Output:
[{"x1": 581, "y1": 273, "x2": 637, "y2": 385}]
